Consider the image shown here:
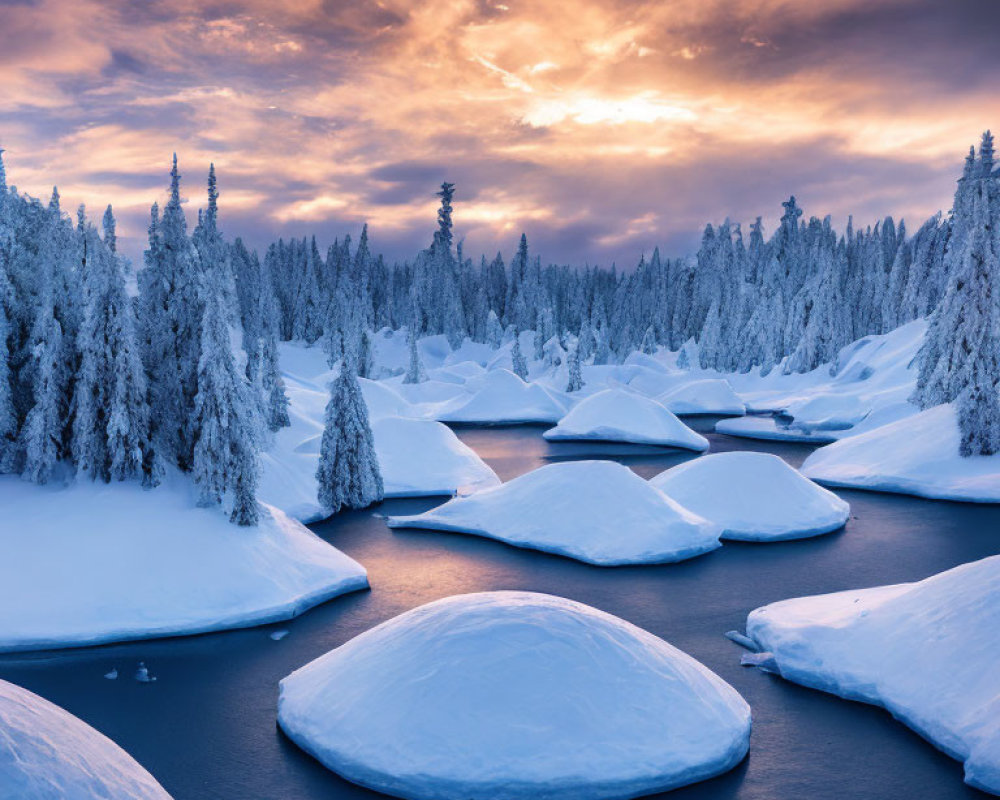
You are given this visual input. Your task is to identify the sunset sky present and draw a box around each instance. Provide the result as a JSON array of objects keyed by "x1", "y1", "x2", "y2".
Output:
[{"x1": 1, "y1": 0, "x2": 996, "y2": 266}]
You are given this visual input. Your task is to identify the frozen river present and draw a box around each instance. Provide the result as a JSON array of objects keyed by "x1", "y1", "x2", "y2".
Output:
[{"x1": 2, "y1": 421, "x2": 997, "y2": 799}]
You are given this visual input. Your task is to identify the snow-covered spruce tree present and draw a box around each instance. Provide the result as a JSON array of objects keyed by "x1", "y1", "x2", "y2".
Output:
[
  {"x1": 676, "y1": 341, "x2": 691, "y2": 371},
  {"x1": 510, "y1": 332, "x2": 529, "y2": 380},
  {"x1": 403, "y1": 325, "x2": 426, "y2": 384},
  {"x1": 565, "y1": 342, "x2": 583, "y2": 392},
  {"x1": 697, "y1": 300, "x2": 721, "y2": 370},
  {"x1": 0, "y1": 262, "x2": 18, "y2": 472},
  {"x1": 191, "y1": 276, "x2": 260, "y2": 524},
  {"x1": 72, "y1": 214, "x2": 150, "y2": 482},
  {"x1": 139, "y1": 156, "x2": 203, "y2": 470},
  {"x1": 640, "y1": 325, "x2": 656, "y2": 355},
  {"x1": 485, "y1": 309, "x2": 502, "y2": 348},
  {"x1": 316, "y1": 348, "x2": 383, "y2": 515},
  {"x1": 19, "y1": 299, "x2": 66, "y2": 484},
  {"x1": 912, "y1": 134, "x2": 1000, "y2": 419}
]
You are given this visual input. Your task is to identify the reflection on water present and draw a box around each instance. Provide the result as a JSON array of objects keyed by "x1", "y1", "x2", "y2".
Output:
[{"x1": 1, "y1": 424, "x2": 996, "y2": 800}]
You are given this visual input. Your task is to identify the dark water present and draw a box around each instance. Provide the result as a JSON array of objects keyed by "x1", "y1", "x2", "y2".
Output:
[{"x1": 2, "y1": 422, "x2": 999, "y2": 800}]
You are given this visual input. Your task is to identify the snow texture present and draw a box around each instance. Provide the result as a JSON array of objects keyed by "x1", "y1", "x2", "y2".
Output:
[
  {"x1": 0, "y1": 678, "x2": 172, "y2": 799},
  {"x1": 0, "y1": 475, "x2": 368, "y2": 651},
  {"x1": 650, "y1": 452, "x2": 850, "y2": 541},
  {"x1": 802, "y1": 403, "x2": 1000, "y2": 502},
  {"x1": 437, "y1": 369, "x2": 569, "y2": 424},
  {"x1": 279, "y1": 591, "x2": 751, "y2": 800},
  {"x1": 543, "y1": 389, "x2": 709, "y2": 451},
  {"x1": 387, "y1": 460, "x2": 721, "y2": 565},
  {"x1": 657, "y1": 379, "x2": 746, "y2": 416},
  {"x1": 747, "y1": 555, "x2": 1000, "y2": 795}
]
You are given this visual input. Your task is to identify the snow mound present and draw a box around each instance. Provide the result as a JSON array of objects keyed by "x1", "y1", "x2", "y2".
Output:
[
  {"x1": 387, "y1": 460, "x2": 720, "y2": 565},
  {"x1": 746, "y1": 555, "x2": 1000, "y2": 795},
  {"x1": 0, "y1": 475, "x2": 368, "y2": 651},
  {"x1": 437, "y1": 369, "x2": 568, "y2": 425},
  {"x1": 650, "y1": 452, "x2": 850, "y2": 541},
  {"x1": 278, "y1": 591, "x2": 751, "y2": 800},
  {"x1": 1, "y1": 679, "x2": 171, "y2": 799},
  {"x1": 802, "y1": 404, "x2": 1000, "y2": 502},
  {"x1": 360, "y1": 378, "x2": 414, "y2": 420},
  {"x1": 374, "y1": 416, "x2": 501, "y2": 497},
  {"x1": 543, "y1": 389, "x2": 709, "y2": 451},
  {"x1": 658, "y1": 379, "x2": 746, "y2": 416}
]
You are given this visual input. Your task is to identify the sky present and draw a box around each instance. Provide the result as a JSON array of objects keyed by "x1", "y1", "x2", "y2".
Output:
[{"x1": 1, "y1": 0, "x2": 997, "y2": 268}]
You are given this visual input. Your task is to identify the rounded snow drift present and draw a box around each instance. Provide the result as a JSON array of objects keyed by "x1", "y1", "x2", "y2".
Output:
[
  {"x1": 658, "y1": 379, "x2": 746, "y2": 416},
  {"x1": 651, "y1": 452, "x2": 850, "y2": 541},
  {"x1": 0, "y1": 679, "x2": 171, "y2": 799},
  {"x1": 387, "y1": 460, "x2": 721, "y2": 565},
  {"x1": 543, "y1": 389, "x2": 709, "y2": 451},
  {"x1": 438, "y1": 369, "x2": 568, "y2": 425},
  {"x1": 278, "y1": 591, "x2": 751, "y2": 800}
]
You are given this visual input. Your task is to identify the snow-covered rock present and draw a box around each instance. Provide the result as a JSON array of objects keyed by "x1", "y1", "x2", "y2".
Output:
[
  {"x1": 781, "y1": 393, "x2": 868, "y2": 431},
  {"x1": 437, "y1": 369, "x2": 569, "y2": 425},
  {"x1": 0, "y1": 475, "x2": 367, "y2": 651},
  {"x1": 802, "y1": 404, "x2": 1000, "y2": 502},
  {"x1": 746, "y1": 555, "x2": 1000, "y2": 795},
  {"x1": 542, "y1": 389, "x2": 709, "y2": 451},
  {"x1": 650, "y1": 452, "x2": 850, "y2": 541},
  {"x1": 1, "y1": 679, "x2": 171, "y2": 799},
  {"x1": 279, "y1": 592, "x2": 751, "y2": 800},
  {"x1": 658, "y1": 379, "x2": 746, "y2": 416},
  {"x1": 374, "y1": 417, "x2": 501, "y2": 498},
  {"x1": 387, "y1": 460, "x2": 720, "y2": 565}
]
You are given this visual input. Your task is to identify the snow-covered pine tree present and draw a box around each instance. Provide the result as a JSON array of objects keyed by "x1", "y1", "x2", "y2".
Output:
[
  {"x1": 912, "y1": 134, "x2": 1000, "y2": 418},
  {"x1": 403, "y1": 325, "x2": 426, "y2": 384},
  {"x1": 510, "y1": 332, "x2": 529, "y2": 380},
  {"x1": 485, "y1": 309, "x2": 502, "y2": 348},
  {"x1": 72, "y1": 214, "x2": 150, "y2": 482},
  {"x1": 191, "y1": 275, "x2": 260, "y2": 522},
  {"x1": 640, "y1": 325, "x2": 656, "y2": 355},
  {"x1": 316, "y1": 347, "x2": 383, "y2": 515},
  {"x1": 0, "y1": 262, "x2": 17, "y2": 472},
  {"x1": 565, "y1": 342, "x2": 583, "y2": 392}
]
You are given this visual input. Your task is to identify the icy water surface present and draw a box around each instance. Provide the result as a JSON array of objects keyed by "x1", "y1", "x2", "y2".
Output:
[{"x1": 2, "y1": 421, "x2": 999, "y2": 800}]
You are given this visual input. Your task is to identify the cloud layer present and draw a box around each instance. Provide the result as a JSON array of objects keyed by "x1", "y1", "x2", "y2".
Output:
[{"x1": 1, "y1": 0, "x2": 996, "y2": 266}]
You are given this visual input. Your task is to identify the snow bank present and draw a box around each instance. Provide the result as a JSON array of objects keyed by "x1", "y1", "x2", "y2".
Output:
[
  {"x1": 802, "y1": 404, "x2": 1000, "y2": 502},
  {"x1": 387, "y1": 460, "x2": 720, "y2": 565},
  {"x1": 373, "y1": 416, "x2": 501, "y2": 497},
  {"x1": 437, "y1": 369, "x2": 569, "y2": 425},
  {"x1": 0, "y1": 475, "x2": 368, "y2": 651},
  {"x1": 543, "y1": 389, "x2": 709, "y2": 451},
  {"x1": 658, "y1": 379, "x2": 746, "y2": 416},
  {"x1": 650, "y1": 452, "x2": 850, "y2": 541},
  {"x1": 746, "y1": 555, "x2": 1000, "y2": 794},
  {"x1": 1, "y1": 679, "x2": 171, "y2": 799},
  {"x1": 279, "y1": 592, "x2": 751, "y2": 800}
]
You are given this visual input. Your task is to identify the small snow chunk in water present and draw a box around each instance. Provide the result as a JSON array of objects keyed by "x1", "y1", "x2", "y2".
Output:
[
  {"x1": 103, "y1": 668, "x2": 118, "y2": 680},
  {"x1": 741, "y1": 651, "x2": 779, "y2": 673},
  {"x1": 724, "y1": 631, "x2": 759, "y2": 652},
  {"x1": 270, "y1": 630, "x2": 289, "y2": 641},
  {"x1": 134, "y1": 662, "x2": 156, "y2": 683}
]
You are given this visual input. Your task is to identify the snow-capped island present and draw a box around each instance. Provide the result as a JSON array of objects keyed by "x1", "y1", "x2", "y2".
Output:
[
  {"x1": 278, "y1": 592, "x2": 751, "y2": 800},
  {"x1": 387, "y1": 460, "x2": 721, "y2": 565}
]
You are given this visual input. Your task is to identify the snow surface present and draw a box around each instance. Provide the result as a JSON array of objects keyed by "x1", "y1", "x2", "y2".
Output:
[
  {"x1": 657, "y1": 379, "x2": 746, "y2": 416},
  {"x1": 0, "y1": 475, "x2": 368, "y2": 651},
  {"x1": 437, "y1": 369, "x2": 570, "y2": 425},
  {"x1": 543, "y1": 389, "x2": 709, "y2": 451},
  {"x1": 650, "y1": 452, "x2": 850, "y2": 541},
  {"x1": 0, "y1": 679, "x2": 171, "y2": 799},
  {"x1": 746, "y1": 555, "x2": 1000, "y2": 795},
  {"x1": 387, "y1": 460, "x2": 721, "y2": 565},
  {"x1": 373, "y1": 416, "x2": 500, "y2": 497},
  {"x1": 714, "y1": 414, "x2": 839, "y2": 443},
  {"x1": 802, "y1": 404, "x2": 1000, "y2": 503},
  {"x1": 278, "y1": 591, "x2": 751, "y2": 800}
]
